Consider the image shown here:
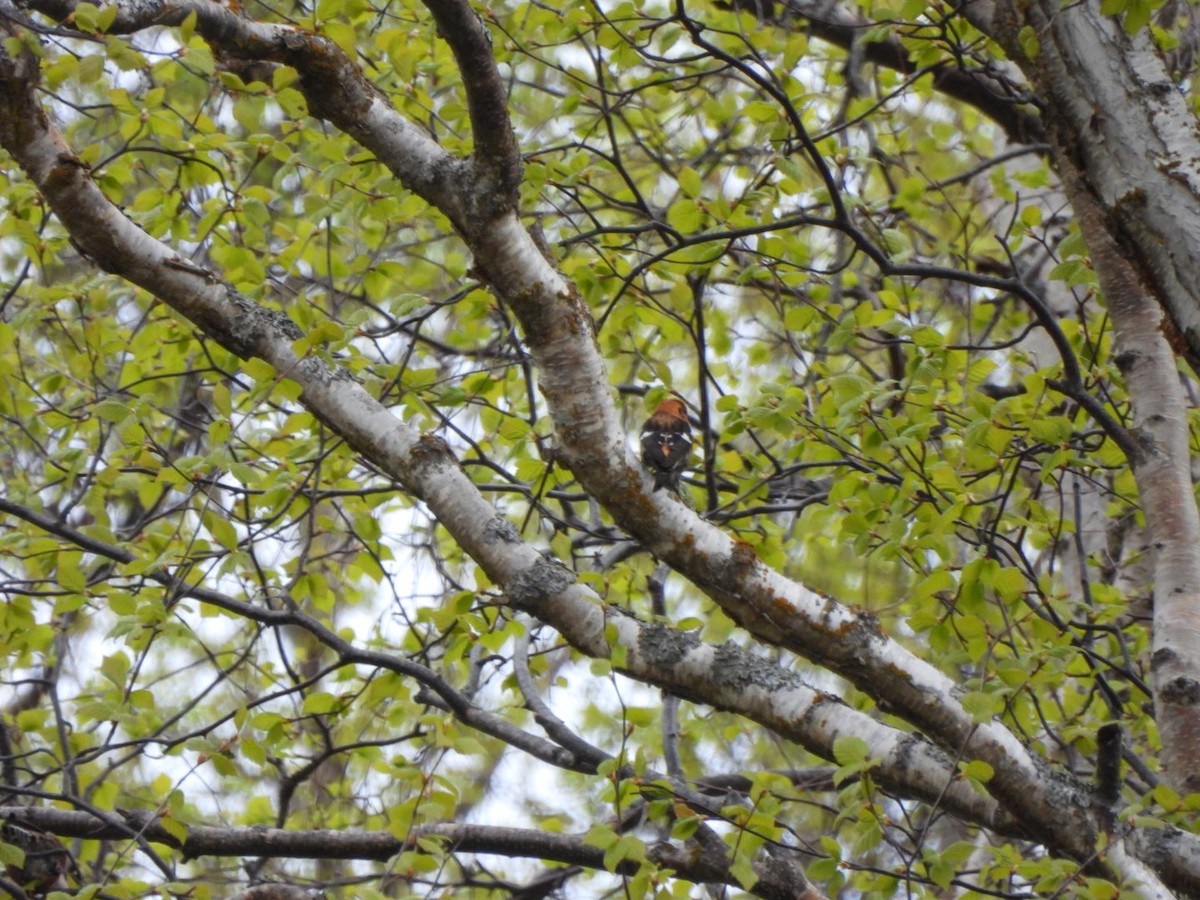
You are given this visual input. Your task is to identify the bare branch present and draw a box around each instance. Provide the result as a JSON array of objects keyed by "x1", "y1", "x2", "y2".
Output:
[
  {"x1": 0, "y1": 807, "x2": 825, "y2": 900},
  {"x1": 777, "y1": 0, "x2": 1047, "y2": 145},
  {"x1": 421, "y1": 0, "x2": 522, "y2": 204}
]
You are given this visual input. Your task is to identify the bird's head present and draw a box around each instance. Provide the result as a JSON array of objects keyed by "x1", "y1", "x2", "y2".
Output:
[{"x1": 654, "y1": 397, "x2": 688, "y2": 420}]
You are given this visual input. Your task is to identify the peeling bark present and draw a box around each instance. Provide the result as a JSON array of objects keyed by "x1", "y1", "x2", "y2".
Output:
[
  {"x1": 964, "y1": 0, "x2": 1200, "y2": 372},
  {"x1": 1, "y1": 0, "x2": 1197, "y2": 891},
  {"x1": 965, "y1": 0, "x2": 1200, "y2": 795}
]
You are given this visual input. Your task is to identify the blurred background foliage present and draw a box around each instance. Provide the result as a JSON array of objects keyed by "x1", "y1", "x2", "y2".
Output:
[{"x1": 0, "y1": 0, "x2": 1179, "y2": 896}]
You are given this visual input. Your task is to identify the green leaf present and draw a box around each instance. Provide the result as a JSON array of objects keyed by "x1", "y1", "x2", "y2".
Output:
[
  {"x1": 70, "y1": 3, "x2": 104, "y2": 32},
  {"x1": 99, "y1": 651, "x2": 130, "y2": 687},
  {"x1": 666, "y1": 198, "x2": 703, "y2": 232},
  {"x1": 182, "y1": 42, "x2": 215, "y2": 76},
  {"x1": 159, "y1": 816, "x2": 189, "y2": 844},
  {"x1": 301, "y1": 692, "x2": 340, "y2": 715},
  {"x1": 602, "y1": 835, "x2": 644, "y2": 871},
  {"x1": 678, "y1": 166, "x2": 702, "y2": 199},
  {"x1": 730, "y1": 855, "x2": 760, "y2": 890},
  {"x1": 0, "y1": 841, "x2": 24, "y2": 869},
  {"x1": 832, "y1": 735, "x2": 871, "y2": 766},
  {"x1": 961, "y1": 760, "x2": 994, "y2": 783},
  {"x1": 273, "y1": 66, "x2": 299, "y2": 90},
  {"x1": 962, "y1": 690, "x2": 1006, "y2": 723},
  {"x1": 583, "y1": 823, "x2": 619, "y2": 850},
  {"x1": 1018, "y1": 25, "x2": 1040, "y2": 57},
  {"x1": 93, "y1": 400, "x2": 134, "y2": 423}
]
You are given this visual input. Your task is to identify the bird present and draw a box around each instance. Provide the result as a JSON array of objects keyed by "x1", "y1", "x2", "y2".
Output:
[
  {"x1": 1, "y1": 817, "x2": 78, "y2": 895},
  {"x1": 640, "y1": 396, "x2": 693, "y2": 492}
]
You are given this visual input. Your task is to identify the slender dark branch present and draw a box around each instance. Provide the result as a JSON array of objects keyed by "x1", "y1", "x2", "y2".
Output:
[
  {"x1": 0, "y1": 875, "x2": 29, "y2": 900},
  {"x1": 0, "y1": 496, "x2": 591, "y2": 774},
  {"x1": 777, "y1": 0, "x2": 1047, "y2": 145},
  {"x1": 1095, "y1": 724, "x2": 1122, "y2": 833},
  {"x1": 0, "y1": 807, "x2": 818, "y2": 899},
  {"x1": 422, "y1": 0, "x2": 522, "y2": 205},
  {"x1": 674, "y1": 1, "x2": 851, "y2": 224},
  {"x1": 511, "y1": 625, "x2": 610, "y2": 769}
]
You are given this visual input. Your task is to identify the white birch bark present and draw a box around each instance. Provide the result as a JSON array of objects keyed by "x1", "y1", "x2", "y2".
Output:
[
  {"x1": 964, "y1": 0, "x2": 1200, "y2": 795},
  {"x1": 4, "y1": 0, "x2": 1199, "y2": 891}
]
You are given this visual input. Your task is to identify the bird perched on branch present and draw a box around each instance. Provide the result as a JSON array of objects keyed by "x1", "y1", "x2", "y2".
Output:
[
  {"x1": 1, "y1": 817, "x2": 78, "y2": 895},
  {"x1": 640, "y1": 396, "x2": 692, "y2": 492}
]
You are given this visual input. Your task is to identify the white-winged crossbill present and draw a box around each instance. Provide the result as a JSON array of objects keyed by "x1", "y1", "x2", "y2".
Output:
[{"x1": 640, "y1": 396, "x2": 692, "y2": 492}]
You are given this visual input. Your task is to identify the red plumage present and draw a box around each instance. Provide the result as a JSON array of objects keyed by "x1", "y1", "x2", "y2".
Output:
[{"x1": 640, "y1": 397, "x2": 692, "y2": 492}]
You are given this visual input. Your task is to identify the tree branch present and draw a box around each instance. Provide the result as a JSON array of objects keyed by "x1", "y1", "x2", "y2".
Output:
[
  {"x1": 422, "y1": 0, "x2": 522, "y2": 206},
  {"x1": 0, "y1": 808, "x2": 823, "y2": 900},
  {"x1": 0, "y1": 0, "x2": 1156, "y2": 880},
  {"x1": 776, "y1": 0, "x2": 1047, "y2": 145},
  {"x1": 963, "y1": 0, "x2": 1200, "y2": 373},
  {"x1": 964, "y1": 0, "x2": 1200, "y2": 796}
]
